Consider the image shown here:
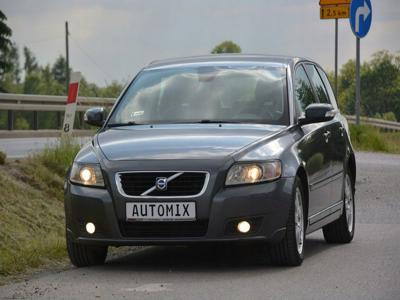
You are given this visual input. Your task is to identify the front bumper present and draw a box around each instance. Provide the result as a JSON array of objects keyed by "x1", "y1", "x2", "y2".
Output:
[{"x1": 64, "y1": 177, "x2": 295, "y2": 246}]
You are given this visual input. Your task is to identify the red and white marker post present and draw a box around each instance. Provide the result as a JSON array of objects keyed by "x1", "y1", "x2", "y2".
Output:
[{"x1": 62, "y1": 72, "x2": 82, "y2": 137}]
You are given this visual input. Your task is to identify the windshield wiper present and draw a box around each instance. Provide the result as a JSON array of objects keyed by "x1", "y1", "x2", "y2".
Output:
[
  {"x1": 106, "y1": 120, "x2": 242, "y2": 127},
  {"x1": 106, "y1": 121, "x2": 142, "y2": 127},
  {"x1": 197, "y1": 120, "x2": 242, "y2": 124}
]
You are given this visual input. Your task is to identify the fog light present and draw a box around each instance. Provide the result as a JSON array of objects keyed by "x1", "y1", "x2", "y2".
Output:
[
  {"x1": 237, "y1": 221, "x2": 251, "y2": 233},
  {"x1": 86, "y1": 222, "x2": 96, "y2": 234}
]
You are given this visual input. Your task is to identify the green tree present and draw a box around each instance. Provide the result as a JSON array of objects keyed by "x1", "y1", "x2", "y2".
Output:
[
  {"x1": 211, "y1": 40, "x2": 242, "y2": 54},
  {"x1": 51, "y1": 55, "x2": 67, "y2": 86},
  {"x1": 23, "y1": 46, "x2": 39, "y2": 75},
  {"x1": 79, "y1": 77, "x2": 101, "y2": 97},
  {"x1": 0, "y1": 42, "x2": 21, "y2": 92},
  {"x1": 0, "y1": 10, "x2": 13, "y2": 90},
  {"x1": 99, "y1": 81, "x2": 123, "y2": 97},
  {"x1": 0, "y1": 10, "x2": 11, "y2": 51},
  {"x1": 337, "y1": 59, "x2": 356, "y2": 114},
  {"x1": 23, "y1": 72, "x2": 41, "y2": 94},
  {"x1": 361, "y1": 51, "x2": 400, "y2": 119},
  {"x1": 0, "y1": 39, "x2": 125, "y2": 129},
  {"x1": 7, "y1": 43, "x2": 20, "y2": 83},
  {"x1": 337, "y1": 50, "x2": 400, "y2": 120},
  {"x1": 38, "y1": 64, "x2": 64, "y2": 95}
]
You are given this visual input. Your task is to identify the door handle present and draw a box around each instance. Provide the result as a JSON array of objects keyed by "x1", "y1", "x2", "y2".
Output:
[
  {"x1": 323, "y1": 131, "x2": 331, "y2": 143},
  {"x1": 339, "y1": 126, "x2": 345, "y2": 137}
]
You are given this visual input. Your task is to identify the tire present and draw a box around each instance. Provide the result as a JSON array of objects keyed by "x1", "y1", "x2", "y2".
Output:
[
  {"x1": 322, "y1": 170, "x2": 355, "y2": 243},
  {"x1": 266, "y1": 176, "x2": 306, "y2": 266},
  {"x1": 67, "y1": 235, "x2": 108, "y2": 267}
]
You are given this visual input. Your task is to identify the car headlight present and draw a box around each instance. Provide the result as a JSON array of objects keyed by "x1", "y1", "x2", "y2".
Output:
[
  {"x1": 225, "y1": 161, "x2": 282, "y2": 186},
  {"x1": 70, "y1": 163, "x2": 105, "y2": 187}
]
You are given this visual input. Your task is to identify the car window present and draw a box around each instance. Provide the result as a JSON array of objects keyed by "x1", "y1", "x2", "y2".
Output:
[
  {"x1": 304, "y1": 64, "x2": 330, "y2": 104},
  {"x1": 108, "y1": 66, "x2": 289, "y2": 125},
  {"x1": 316, "y1": 66, "x2": 338, "y2": 109},
  {"x1": 294, "y1": 65, "x2": 317, "y2": 115}
]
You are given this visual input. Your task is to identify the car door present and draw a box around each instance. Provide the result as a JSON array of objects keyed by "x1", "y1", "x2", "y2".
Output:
[
  {"x1": 294, "y1": 64, "x2": 333, "y2": 217},
  {"x1": 303, "y1": 63, "x2": 344, "y2": 213},
  {"x1": 316, "y1": 65, "x2": 347, "y2": 204}
]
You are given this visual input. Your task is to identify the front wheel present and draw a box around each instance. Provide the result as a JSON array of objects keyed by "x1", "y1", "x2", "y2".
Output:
[
  {"x1": 323, "y1": 171, "x2": 355, "y2": 243},
  {"x1": 67, "y1": 236, "x2": 108, "y2": 267},
  {"x1": 265, "y1": 176, "x2": 306, "y2": 266}
]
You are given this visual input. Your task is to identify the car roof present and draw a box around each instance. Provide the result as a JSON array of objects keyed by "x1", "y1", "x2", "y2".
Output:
[{"x1": 144, "y1": 54, "x2": 311, "y2": 70}]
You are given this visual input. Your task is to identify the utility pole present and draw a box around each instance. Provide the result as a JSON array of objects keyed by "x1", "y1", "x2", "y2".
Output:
[
  {"x1": 334, "y1": 18, "x2": 338, "y2": 97},
  {"x1": 65, "y1": 21, "x2": 70, "y2": 94}
]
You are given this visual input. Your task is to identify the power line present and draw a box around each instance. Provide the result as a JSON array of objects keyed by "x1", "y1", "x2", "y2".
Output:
[{"x1": 69, "y1": 35, "x2": 115, "y2": 84}]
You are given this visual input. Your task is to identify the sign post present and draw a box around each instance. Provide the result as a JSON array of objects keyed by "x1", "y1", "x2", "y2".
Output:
[
  {"x1": 62, "y1": 71, "x2": 81, "y2": 137},
  {"x1": 335, "y1": 18, "x2": 338, "y2": 97},
  {"x1": 319, "y1": 0, "x2": 351, "y2": 97},
  {"x1": 355, "y1": 37, "x2": 361, "y2": 125},
  {"x1": 350, "y1": 0, "x2": 372, "y2": 125}
]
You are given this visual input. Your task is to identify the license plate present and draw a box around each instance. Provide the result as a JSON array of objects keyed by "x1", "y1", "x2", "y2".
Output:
[{"x1": 126, "y1": 202, "x2": 196, "y2": 221}]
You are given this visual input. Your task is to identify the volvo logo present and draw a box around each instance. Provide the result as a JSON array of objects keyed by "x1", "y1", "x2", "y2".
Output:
[{"x1": 155, "y1": 177, "x2": 168, "y2": 191}]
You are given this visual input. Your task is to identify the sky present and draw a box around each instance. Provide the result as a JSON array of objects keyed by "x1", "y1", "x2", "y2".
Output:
[{"x1": 2, "y1": 0, "x2": 400, "y2": 86}]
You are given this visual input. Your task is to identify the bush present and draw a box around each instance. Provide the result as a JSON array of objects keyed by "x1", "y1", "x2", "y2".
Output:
[
  {"x1": 374, "y1": 112, "x2": 397, "y2": 122},
  {"x1": 35, "y1": 138, "x2": 81, "y2": 177},
  {"x1": 11, "y1": 138, "x2": 81, "y2": 201},
  {"x1": 0, "y1": 151, "x2": 6, "y2": 165},
  {"x1": 349, "y1": 124, "x2": 388, "y2": 152},
  {"x1": 14, "y1": 116, "x2": 30, "y2": 129},
  {"x1": 382, "y1": 112, "x2": 397, "y2": 122}
]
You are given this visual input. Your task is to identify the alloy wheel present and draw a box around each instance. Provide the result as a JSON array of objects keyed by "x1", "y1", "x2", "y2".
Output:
[
  {"x1": 294, "y1": 187, "x2": 304, "y2": 255},
  {"x1": 344, "y1": 174, "x2": 354, "y2": 233}
]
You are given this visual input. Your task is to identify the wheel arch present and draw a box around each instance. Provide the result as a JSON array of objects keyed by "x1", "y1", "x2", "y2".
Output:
[
  {"x1": 296, "y1": 165, "x2": 309, "y2": 227},
  {"x1": 347, "y1": 152, "x2": 356, "y2": 187}
]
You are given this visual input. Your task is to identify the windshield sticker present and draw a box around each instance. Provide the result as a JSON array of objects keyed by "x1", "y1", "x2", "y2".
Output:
[{"x1": 131, "y1": 111, "x2": 144, "y2": 118}]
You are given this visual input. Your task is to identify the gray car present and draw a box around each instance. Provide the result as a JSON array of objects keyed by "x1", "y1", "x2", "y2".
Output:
[{"x1": 65, "y1": 55, "x2": 356, "y2": 267}]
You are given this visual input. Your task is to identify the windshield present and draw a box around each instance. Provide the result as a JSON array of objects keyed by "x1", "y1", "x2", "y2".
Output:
[{"x1": 108, "y1": 65, "x2": 288, "y2": 126}]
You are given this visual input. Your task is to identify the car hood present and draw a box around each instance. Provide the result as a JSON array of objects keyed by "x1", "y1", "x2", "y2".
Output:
[{"x1": 97, "y1": 124, "x2": 285, "y2": 161}]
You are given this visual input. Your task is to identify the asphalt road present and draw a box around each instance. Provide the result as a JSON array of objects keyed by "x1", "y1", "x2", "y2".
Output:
[{"x1": 0, "y1": 152, "x2": 400, "y2": 299}]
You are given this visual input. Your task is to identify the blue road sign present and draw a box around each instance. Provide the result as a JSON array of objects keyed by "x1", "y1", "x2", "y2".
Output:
[{"x1": 350, "y1": 0, "x2": 372, "y2": 38}]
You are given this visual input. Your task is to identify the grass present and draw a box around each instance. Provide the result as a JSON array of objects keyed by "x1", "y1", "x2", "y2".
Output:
[
  {"x1": 0, "y1": 151, "x2": 5, "y2": 165},
  {"x1": 0, "y1": 138, "x2": 80, "y2": 283},
  {"x1": 349, "y1": 124, "x2": 400, "y2": 154},
  {"x1": 381, "y1": 131, "x2": 400, "y2": 154}
]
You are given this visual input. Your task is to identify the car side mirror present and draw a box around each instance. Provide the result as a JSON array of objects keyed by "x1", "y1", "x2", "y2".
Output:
[
  {"x1": 298, "y1": 103, "x2": 336, "y2": 126},
  {"x1": 84, "y1": 107, "x2": 106, "y2": 127}
]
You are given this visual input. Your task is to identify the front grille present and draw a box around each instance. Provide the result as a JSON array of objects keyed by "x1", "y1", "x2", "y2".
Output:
[
  {"x1": 119, "y1": 220, "x2": 208, "y2": 238},
  {"x1": 117, "y1": 172, "x2": 208, "y2": 197}
]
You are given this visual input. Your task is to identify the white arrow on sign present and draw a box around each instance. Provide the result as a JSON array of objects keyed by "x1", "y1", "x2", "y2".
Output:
[{"x1": 355, "y1": 0, "x2": 371, "y2": 33}]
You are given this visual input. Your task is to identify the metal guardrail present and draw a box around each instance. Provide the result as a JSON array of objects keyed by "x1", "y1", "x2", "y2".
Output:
[
  {"x1": 0, "y1": 93, "x2": 115, "y2": 111},
  {"x1": 0, "y1": 93, "x2": 115, "y2": 130},
  {"x1": 0, "y1": 93, "x2": 399, "y2": 135},
  {"x1": 0, "y1": 129, "x2": 95, "y2": 139},
  {"x1": 344, "y1": 115, "x2": 400, "y2": 131}
]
